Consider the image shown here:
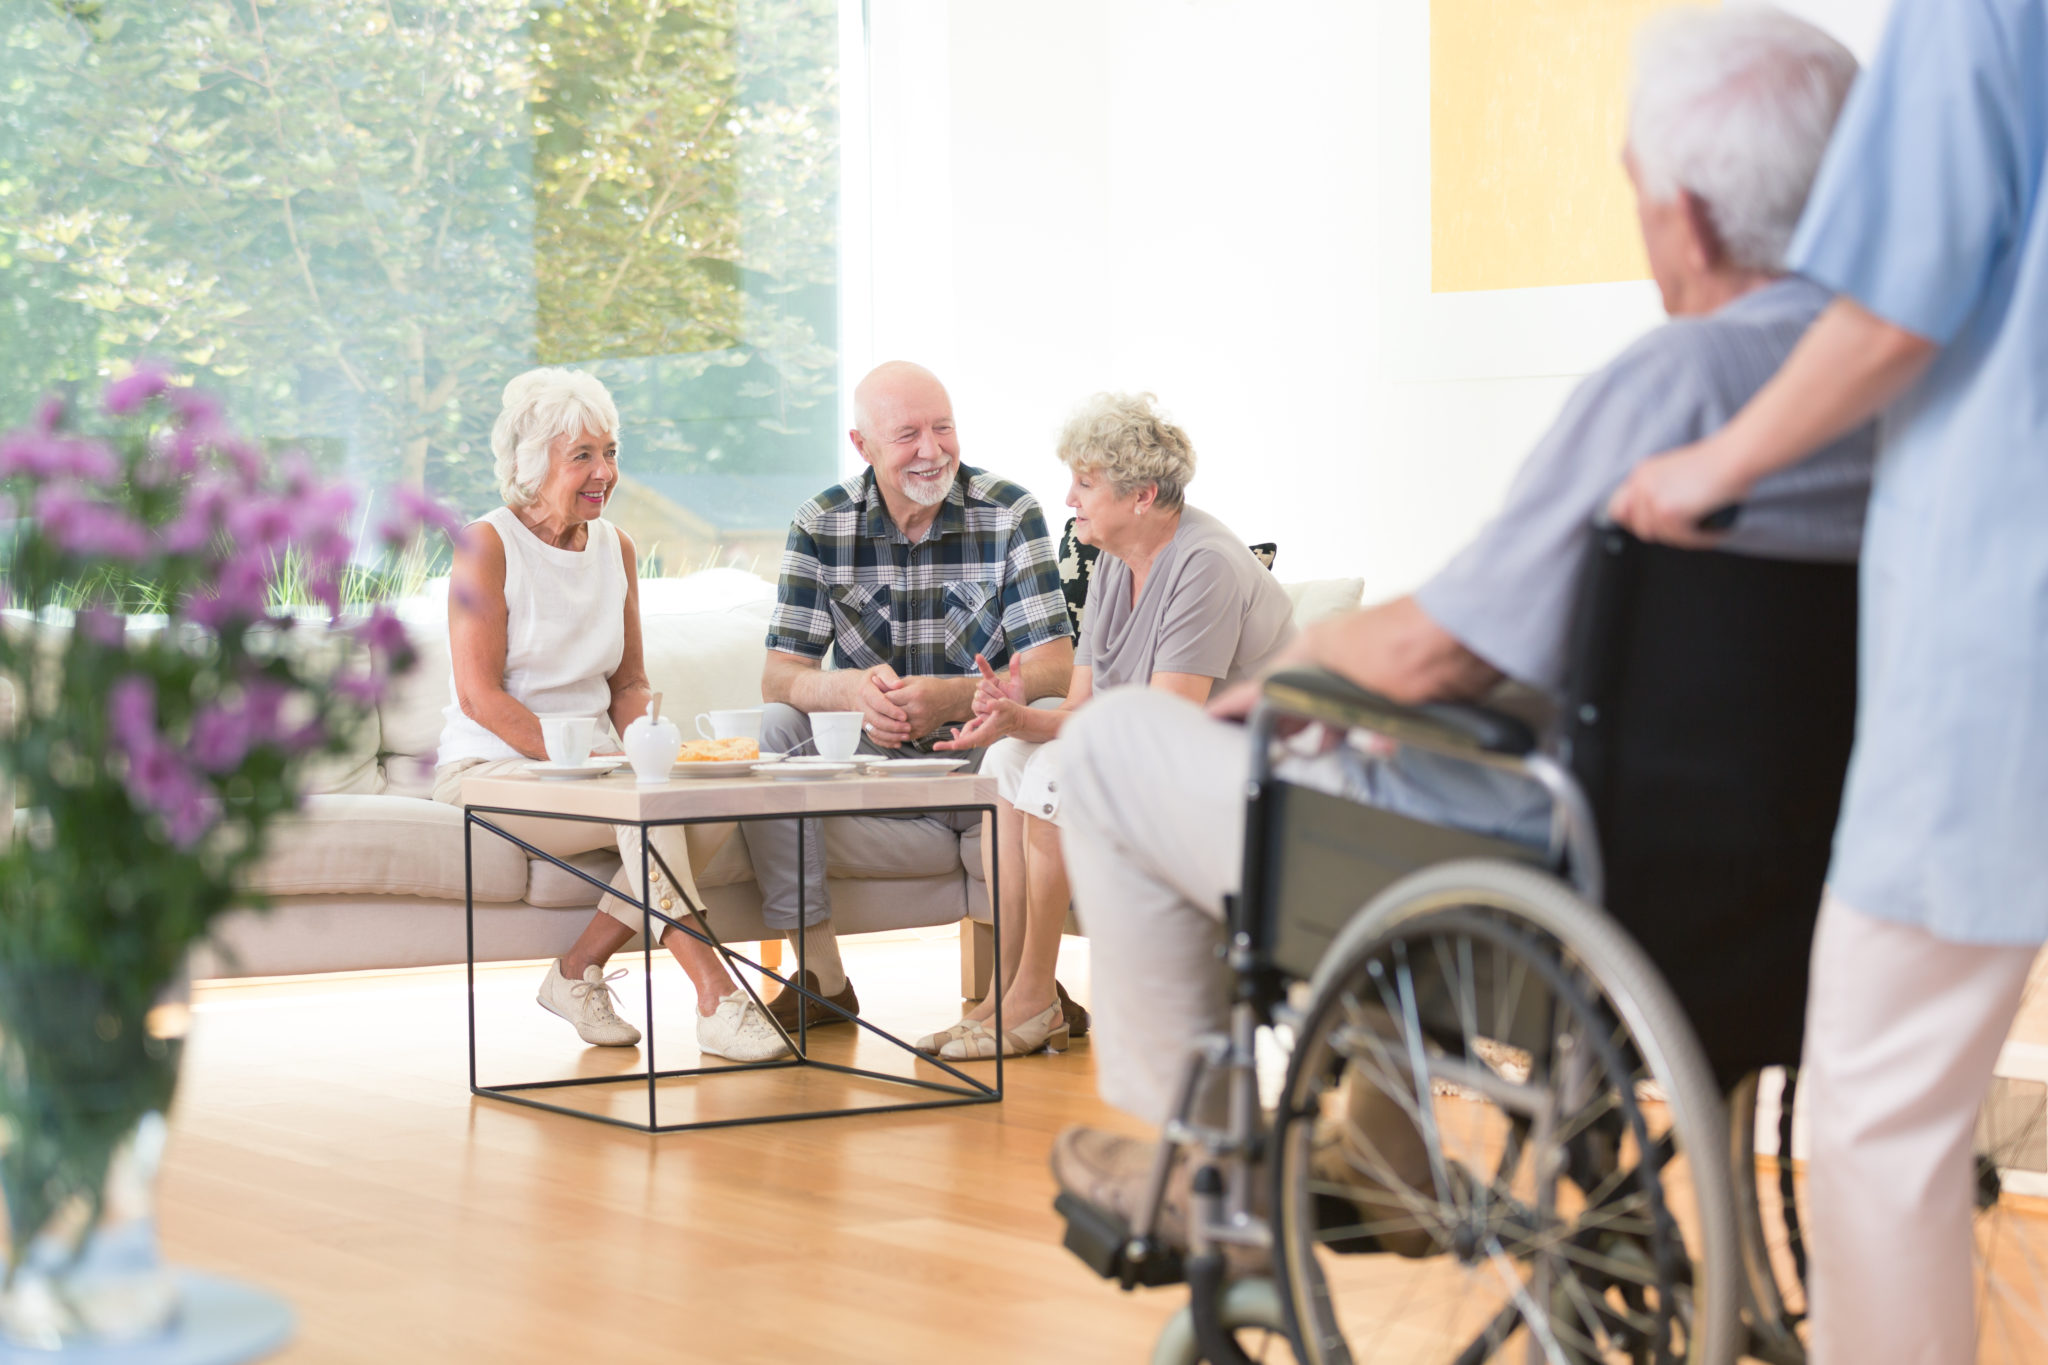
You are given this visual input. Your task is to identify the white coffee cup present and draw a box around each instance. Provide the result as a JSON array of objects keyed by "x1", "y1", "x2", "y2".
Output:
[
  {"x1": 538, "y1": 714, "x2": 597, "y2": 766},
  {"x1": 811, "y1": 710, "x2": 864, "y2": 762},
  {"x1": 696, "y1": 708, "x2": 763, "y2": 742}
]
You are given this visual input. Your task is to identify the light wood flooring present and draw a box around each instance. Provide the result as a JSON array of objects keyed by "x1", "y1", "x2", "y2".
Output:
[
  {"x1": 161, "y1": 936, "x2": 2048, "y2": 1365},
  {"x1": 167, "y1": 933, "x2": 1176, "y2": 1365}
]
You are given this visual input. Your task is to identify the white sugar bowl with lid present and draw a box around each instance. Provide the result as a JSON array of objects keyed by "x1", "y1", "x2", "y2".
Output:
[{"x1": 623, "y1": 705, "x2": 682, "y2": 784}]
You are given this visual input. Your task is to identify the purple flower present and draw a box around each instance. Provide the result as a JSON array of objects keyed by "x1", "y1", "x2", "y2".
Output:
[
  {"x1": 102, "y1": 362, "x2": 172, "y2": 417},
  {"x1": 331, "y1": 672, "x2": 387, "y2": 706},
  {"x1": 78, "y1": 608, "x2": 126, "y2": 648},
  {"x1": 166, "y1": 387, "x2": 221, "y2": 431},
  {"x1": 218, "y1": 435, "x2": 265, "y2": 486},
  {"x1": 226, "y1": 495, "x2": 298, "y2": 553},
  {"x1": 351, "y1": 606, "x2": 409, "y2": 661},
  {"x1": 161, "y1": 477, "x2": 232, "y2": 555},
  {"x1": 34, "y1": 396, "x2": 64, "y2": 435},
  {"x1": 187, "y1": 702, "x2": 252, "y2": 773},
  {"x1": 377, "y1": 486, "x2": 467, "y2": 549},
  {"x1": 0, "y1": 431, "x2": 120, "y2": 483},
  {"x1": 108, "y1": 675, "x2": 158, "y2": 751},
  {"x1": 180, "y1": 551, "x2": 275, "y2": 630},
  {"x1": 35, "y1": 484, "x2": 150, "y2": 560}
]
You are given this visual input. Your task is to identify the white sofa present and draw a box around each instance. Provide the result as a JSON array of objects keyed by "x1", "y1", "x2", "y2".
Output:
[{"x1": 8, "y1": 568, "x2": 1365, "y2": 987}]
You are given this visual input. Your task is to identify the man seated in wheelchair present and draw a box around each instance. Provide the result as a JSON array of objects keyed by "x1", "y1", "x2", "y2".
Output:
[{"x1": 1053, "y1": 5, "x2": 1871, "y2": 1273}]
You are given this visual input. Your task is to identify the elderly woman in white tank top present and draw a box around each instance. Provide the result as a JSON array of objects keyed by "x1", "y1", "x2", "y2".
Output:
[
  {"x1": 920, "y1": 393, "x2": 1296, "y2": 1059},
  {"x1": 432, "y1": 368, "x2": 786, "y2": 1062}
]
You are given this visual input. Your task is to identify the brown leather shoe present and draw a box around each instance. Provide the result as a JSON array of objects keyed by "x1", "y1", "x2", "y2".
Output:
[
  {"x1": 766, "y1": 970, "x2": 859, "y2": 1030},
  {"x1": 1055, "y1": 979, "x2": 1090, "y2": 1038}
]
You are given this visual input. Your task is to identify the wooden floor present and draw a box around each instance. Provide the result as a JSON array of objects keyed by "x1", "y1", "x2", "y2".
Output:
[
  {"x1": 167, "y1": 934, "x2": 1175, "y2": 1365},
  {"x1": 159, "y1": 936, "x2": 2048, "y2": 1365}
]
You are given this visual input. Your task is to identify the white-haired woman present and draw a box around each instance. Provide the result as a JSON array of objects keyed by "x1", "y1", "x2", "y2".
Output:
[
  {"x1": 920, "y1": 393, "x2": 1297, "y2": 1058},
  {"x1": 432, "y1": 367, "x2": 787, "y2": 1062}
]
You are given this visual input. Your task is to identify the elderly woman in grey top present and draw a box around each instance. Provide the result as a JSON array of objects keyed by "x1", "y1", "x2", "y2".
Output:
[{"x1": 920, "y1": 392, "x2": 1296, "y2": 1059}]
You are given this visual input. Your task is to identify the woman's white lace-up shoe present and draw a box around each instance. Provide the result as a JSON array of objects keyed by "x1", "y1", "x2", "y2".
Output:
[
  {"x1": 536, "y1": 960, "x2": 642, "y2": 1047},
  {"x1": 696, "y1": 990, "x2": 793, "y2": 1062}
]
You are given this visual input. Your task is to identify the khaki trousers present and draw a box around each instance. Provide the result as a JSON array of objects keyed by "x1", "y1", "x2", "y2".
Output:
[
  {"x1": 1802, "y1": 891, "x2": 2037, "y2": 1365},
  {"x1": 432, "y1": 758, "x2": 735, "y2": 938}
]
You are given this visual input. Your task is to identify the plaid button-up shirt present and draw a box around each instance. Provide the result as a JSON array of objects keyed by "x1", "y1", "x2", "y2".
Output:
[{"x1": 766, "y1": 466, "x2": 1073, "y2": 680}]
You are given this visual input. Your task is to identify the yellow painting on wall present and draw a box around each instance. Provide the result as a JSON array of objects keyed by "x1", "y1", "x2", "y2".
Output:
[{"x1": 1431, "y1": 0, "x2": 1706, "y2": 293}]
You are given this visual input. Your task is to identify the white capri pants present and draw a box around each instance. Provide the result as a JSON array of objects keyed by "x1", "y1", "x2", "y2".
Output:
[
  {"x1": 979, "y1": 736, "x2": 1069, "y2": 825},
  {"x1": 432, "y1": 757, "x2": 734, "y2": 937}
]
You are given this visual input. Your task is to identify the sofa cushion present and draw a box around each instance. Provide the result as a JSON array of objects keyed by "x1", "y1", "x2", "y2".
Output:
[
  {"x1": 246, "y1": 795, "x2": 527, "y2": 902},
  {"x1": 377, "y1": 613, "x2": 453, "y2": 799},
  {"x1": 1284, "y1": 576, "x2": 1366, "y2": 626}
]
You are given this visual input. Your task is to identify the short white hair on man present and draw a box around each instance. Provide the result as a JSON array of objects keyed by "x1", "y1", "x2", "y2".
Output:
[
  {"x1": 490, "y1": 367, "x2": 621, "y2": 508},
  {"x1": 1056, "y1": 392, "x2": 1197, "y2": 512},
  {"x1": 1629, "y1": 5, "x2": 1858, "y2": 273}
]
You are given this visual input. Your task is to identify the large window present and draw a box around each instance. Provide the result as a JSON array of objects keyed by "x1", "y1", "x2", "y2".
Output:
[{"x1": 1, "y1": 0, "x2": 841, "y2": 576}]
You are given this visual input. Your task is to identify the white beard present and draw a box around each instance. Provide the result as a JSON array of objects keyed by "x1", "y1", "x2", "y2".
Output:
[{"x1": 900, "y1": 463, "x2": 954, "y2": 507}]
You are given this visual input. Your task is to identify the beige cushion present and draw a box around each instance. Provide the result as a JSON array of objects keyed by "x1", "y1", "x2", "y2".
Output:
[
  {"x1": 1284, "y1": 577, "x2": 1366, "y2": 626},
  {"x1": 378, "y1": 620, "x2": 453, "y2": 798},
  {"x1": 640, "y1": 606, "x2": 771, "y2": 718},
  {"x1": 246, "y1": 795, "x2": 527, "y2": 902}
]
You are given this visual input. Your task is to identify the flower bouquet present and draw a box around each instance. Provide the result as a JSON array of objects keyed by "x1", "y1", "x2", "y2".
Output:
[{"x1": 0, "y1": 365, "x2": 456, "y2": 1349}]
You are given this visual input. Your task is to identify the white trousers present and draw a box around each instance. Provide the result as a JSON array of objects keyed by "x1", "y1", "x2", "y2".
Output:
[
  {"x1": 432, "y1": 758, "x2": 732, "y2": 936},
  {"x1": 1802, "y1": 891, "x2": 2037, "y2": 1365},
  {"x1": 1059, "y1": 690, "x2": 1251, "y2": 1125}
]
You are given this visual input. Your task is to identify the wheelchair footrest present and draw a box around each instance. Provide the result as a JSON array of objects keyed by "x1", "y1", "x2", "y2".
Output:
[{"x1": 1054, "y1": 1192, "x2": 1187, "y2": 1288}]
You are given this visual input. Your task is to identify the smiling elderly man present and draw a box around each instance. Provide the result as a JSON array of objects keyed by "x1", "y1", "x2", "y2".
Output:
[
  {"x1": 1050, "y1": 6, "x2": 1876, "y2": 1237},
  {"x1": 740, "y1": 361, "x2": 1075, "y2": 1025}
]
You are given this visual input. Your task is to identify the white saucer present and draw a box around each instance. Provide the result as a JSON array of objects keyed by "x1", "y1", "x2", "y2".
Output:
[
  {"x1": 751, "y1": 760, "x2": 856, "y2": 781},
  {"x1": 668, "y1": 757, "x2": 776, "y2": 779},
  {"x1": 527, "y1": 758, "x2": 625, "y2": 781},
  {"x1": 861, "y1": 757, "x2": 969, "y2": 777}
]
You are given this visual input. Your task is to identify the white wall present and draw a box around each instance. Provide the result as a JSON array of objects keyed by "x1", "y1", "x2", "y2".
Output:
[{"x1": 857, "y1": 0, "x2": 1893, "y2": 599}]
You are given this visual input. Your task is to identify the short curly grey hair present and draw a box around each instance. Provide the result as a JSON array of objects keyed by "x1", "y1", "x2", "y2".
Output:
[
  {"x1": 490, "y1": 367, "x2": 621, "y2": 508},
  {"x1": 1055, "y1": 392, "x2": 1196, "y2": 512}
]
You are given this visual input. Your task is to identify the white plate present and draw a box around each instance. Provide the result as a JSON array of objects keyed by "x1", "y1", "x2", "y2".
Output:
[
  {"x1": 782, "y1": 754, "x2": 860, "y2": 766},
  {"x1": 860, "y1": 758, "x2": 969, "y2": 777},
  {"x1": 526, "y1": 758, "x2": 625, "y2": 781},
  {"x1": 751, "y1": 760, "x2": 857, "y2": 781},
  {"x1": 667, "y1": 757, "x2": 776, "y2": 779}
]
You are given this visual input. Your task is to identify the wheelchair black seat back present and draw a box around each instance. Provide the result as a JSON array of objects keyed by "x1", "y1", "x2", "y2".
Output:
[{"x1": 1244, "y1": 527, "x2": 1858, "y2": 1088}]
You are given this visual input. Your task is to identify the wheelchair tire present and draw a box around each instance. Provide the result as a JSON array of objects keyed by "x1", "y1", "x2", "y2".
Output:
[
  {"x1": 1150, "y1": 1278, "x2": 1299, "y2": 1365},
  {"x1": 1270, "y1": 858, "x2": 1741, "y2": 1365}
]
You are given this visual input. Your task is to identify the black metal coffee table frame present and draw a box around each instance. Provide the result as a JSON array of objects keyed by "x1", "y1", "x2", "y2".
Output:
[{"x1": 464, "y1": 795, "x2": 1001, "y2": 1133}]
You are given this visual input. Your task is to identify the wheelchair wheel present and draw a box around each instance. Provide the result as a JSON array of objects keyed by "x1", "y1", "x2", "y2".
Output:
[
  {"x1": 1737, "y1": 1046, "x2": 2048, "y2": 1364},
  {"x1": 1271, "y1": 859, "x2": 1741, "y2": 1365},
  {"x1": 1150, "y1": 1279, "x2": 1301, "y2": 1365}
]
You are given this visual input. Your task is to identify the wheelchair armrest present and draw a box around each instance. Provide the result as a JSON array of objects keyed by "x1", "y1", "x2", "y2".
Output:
[{"x1": 1259, "y1": 668, "x2": 1537, "y2": 758}]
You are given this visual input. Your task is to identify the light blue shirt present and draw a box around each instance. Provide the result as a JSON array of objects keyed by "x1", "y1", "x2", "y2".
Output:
[{"x1": 1789, "y1": 0, "x2": 2048, "y2": 944}]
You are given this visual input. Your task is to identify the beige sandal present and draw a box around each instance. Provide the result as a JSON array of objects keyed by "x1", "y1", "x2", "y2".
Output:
[
  {"x1": 938, "y1": 1000, "x2": 1068, "y2": 1060},
  {"x1": 913, "y1": 1016, "x2": 984, "y2": 1055}
]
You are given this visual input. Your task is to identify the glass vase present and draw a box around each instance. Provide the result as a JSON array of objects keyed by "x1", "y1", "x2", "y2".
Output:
[{"x1": 0, "y1": 965, "x2": 188, "y2": 1350}]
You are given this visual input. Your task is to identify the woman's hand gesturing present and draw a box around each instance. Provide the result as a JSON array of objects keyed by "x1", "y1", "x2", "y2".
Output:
[{"x1": 935, "y1": 654, "x2": 1024, "y2": 751}]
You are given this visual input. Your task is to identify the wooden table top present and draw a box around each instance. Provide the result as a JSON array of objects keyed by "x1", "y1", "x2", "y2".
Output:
[{"x1": 459, "y1": 765, "x2": 997, "y2": 822}]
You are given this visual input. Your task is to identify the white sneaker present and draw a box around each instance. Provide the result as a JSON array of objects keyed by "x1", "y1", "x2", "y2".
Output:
[
  {"x1": 696, "y1": 990, "x2": 793, "y2": 1062},
  {"x1": 537, "y1": 959, "x2": 642, "y2": 1047}
]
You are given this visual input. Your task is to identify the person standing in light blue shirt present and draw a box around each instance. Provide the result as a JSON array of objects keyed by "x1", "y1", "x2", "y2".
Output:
[{"x1": 1611, "y1": 1, "x2": 2048, "y2": 1358}]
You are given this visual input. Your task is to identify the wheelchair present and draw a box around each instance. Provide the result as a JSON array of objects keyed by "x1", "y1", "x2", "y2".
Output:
[{"x1": 1058, "y1": 528, "x2": 2048, "y2": 1365}]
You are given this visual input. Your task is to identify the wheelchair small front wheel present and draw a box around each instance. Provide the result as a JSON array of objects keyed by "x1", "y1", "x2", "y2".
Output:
[
  {"x1": 1271, "y1": 859, "x2": 1741, "y2": 1365},
  {"x1": 1150, "y1": 1278, "x2": 1299, "y2": 1365}
]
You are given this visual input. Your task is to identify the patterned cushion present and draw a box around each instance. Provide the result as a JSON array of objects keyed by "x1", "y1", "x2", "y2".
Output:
[{"x1": 1056, "y1": 519, "x2": 1278, "y2": 638}]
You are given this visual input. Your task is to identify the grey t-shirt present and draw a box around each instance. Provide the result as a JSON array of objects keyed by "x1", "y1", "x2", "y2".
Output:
[
  {"x1": 1415, "y1": 275, "x2": 1876, "y2": 698},
  {"x1": 1078, "y1": 505, "x2": 1297, "y2": 690}
]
